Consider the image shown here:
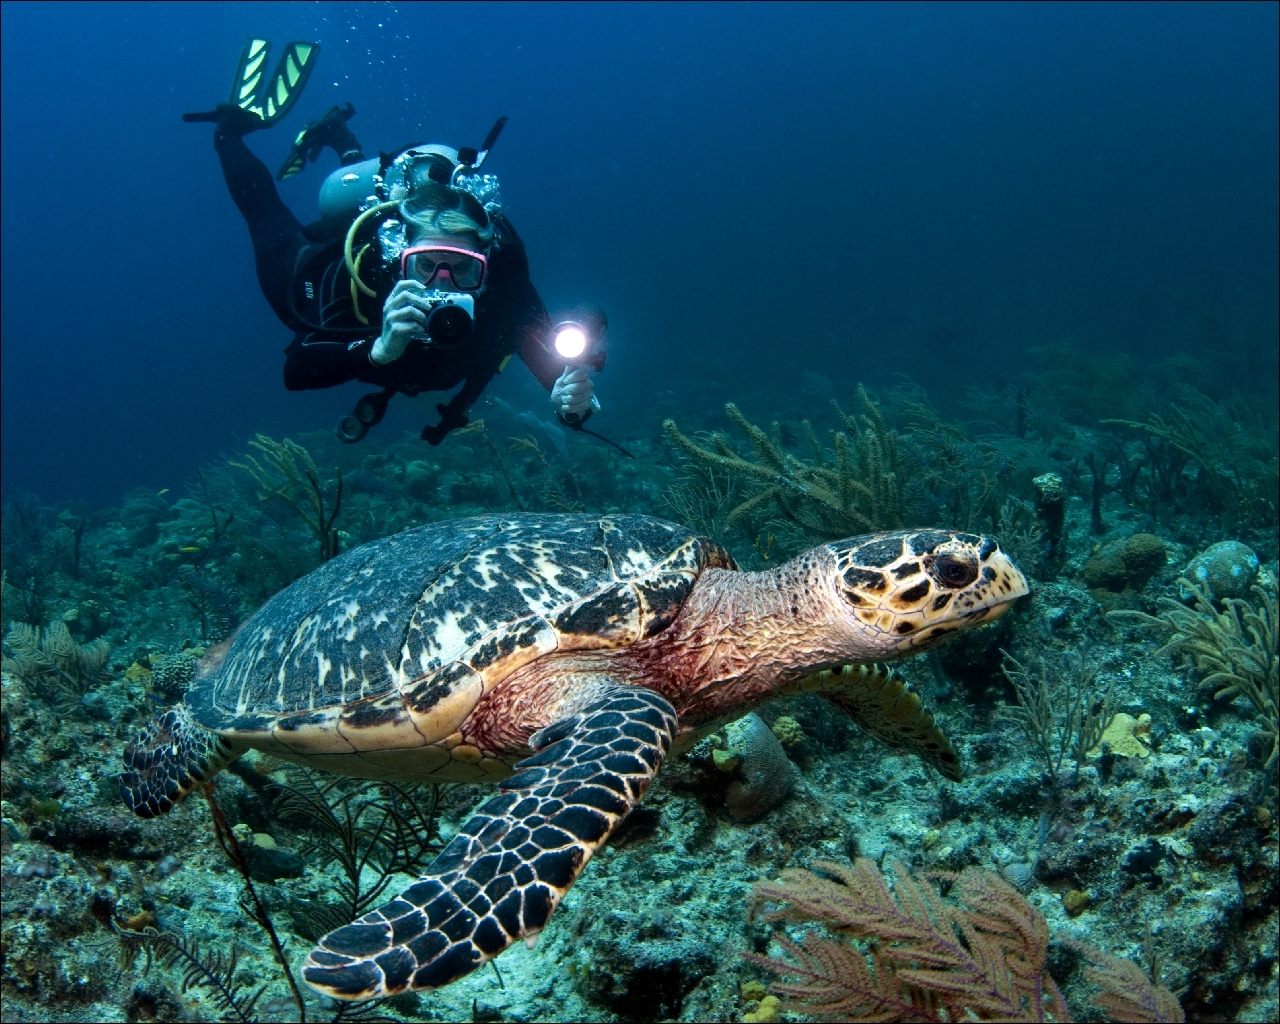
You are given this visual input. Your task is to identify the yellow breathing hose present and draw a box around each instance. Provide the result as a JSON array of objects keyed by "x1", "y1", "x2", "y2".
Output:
[
  {"x1": 344, "y1": 200, "x2": 398, "y2": 298},
  {"x1": 350, "y1": 244, "x2": 372, "y2": 325}
]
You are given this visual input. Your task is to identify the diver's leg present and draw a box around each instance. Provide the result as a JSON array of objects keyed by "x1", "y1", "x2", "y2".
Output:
[{"x1": 214, "y1": 131, "x2": 303, "y2": 324}]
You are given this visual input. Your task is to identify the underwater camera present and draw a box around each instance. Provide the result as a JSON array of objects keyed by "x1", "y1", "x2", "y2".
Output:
[
  {"x1": 550, "y1": 306, "x2": 608, "y2": 370},
  {"x1": 419, "y1": 292, "x2": 476, "y2": 347}
]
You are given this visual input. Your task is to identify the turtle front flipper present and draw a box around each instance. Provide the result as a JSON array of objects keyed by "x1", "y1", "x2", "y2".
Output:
[
  {"x1": 303, "y1": 685, "x2": 677, "y2": 1000},
  {"x1": 797, "y1": 664, "x2": 963, "y2": 782},
  {"x1": 120, "y1": 705, "x2": 241, "y2": 818}
]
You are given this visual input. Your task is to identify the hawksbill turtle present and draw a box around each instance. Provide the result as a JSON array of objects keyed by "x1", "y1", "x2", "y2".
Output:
[{"x1": 119, "y1": 513, "x2": 1028, "y2": 1000}]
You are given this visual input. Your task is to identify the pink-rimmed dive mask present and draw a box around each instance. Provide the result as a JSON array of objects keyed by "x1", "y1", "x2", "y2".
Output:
[{"x1": 399, "y1": 245, "x2": 488, "y2": 292}]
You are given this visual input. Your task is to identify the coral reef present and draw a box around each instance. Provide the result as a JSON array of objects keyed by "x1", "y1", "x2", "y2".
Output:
[
  {"x1": 750, "y1": 857, "x2": 1186, "y2": 1023},
  {"x1": 999, "y1": 648, "x2": 1115, "y2": 784},
  {"x1": 230, "y1": 434, "x2": 344, "y2": 562},
  {"x1": 1116, "y1": 577, "x2": 1278, "y2": 771},
  {"x1": 2, "y1": 361, "x2": 1278, "y2": 1022},
  {"x1": 2, "y1": 621, "x2": 110, "y2": 710}
]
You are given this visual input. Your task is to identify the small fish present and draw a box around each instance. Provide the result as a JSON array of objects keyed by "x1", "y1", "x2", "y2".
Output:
[
  {"x1": 179, "y1": 546, "x2": 201, "y2": 553},
  {"x1": 157, "y1": 488, "x2": 170, "y2": 496}
]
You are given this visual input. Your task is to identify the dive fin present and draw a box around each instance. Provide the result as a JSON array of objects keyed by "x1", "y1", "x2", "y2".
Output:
[
  {"x1": 183, "y1": 39, "x2": 320, "y2": 129},
  {"x1": 278, "y1": 102, "x2": 360, "y2": 180},
  {"x1": 230, "y1": 38, "x2": 320, "y2": 126},
  {"x1": 457, "y1": 116, "x2": 509, "y2": 171},
  {"x1": 229, "y1": 37, "x2": 272, "y2": 113}
]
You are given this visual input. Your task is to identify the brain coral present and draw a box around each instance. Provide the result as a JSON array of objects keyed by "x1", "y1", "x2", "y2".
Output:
[
  {"x1": 1181, "y1": 540, "x2": 1260, "y2": 601},
  {"x1": 150, "y1": 652, "x2": 198, "y2": 700},
  {"x1": 1081, "y1": 533, "x2": 1167, "y2": 592},
  {"x1": 724, "y1": 713, "x2": 799, "y2": 820}
]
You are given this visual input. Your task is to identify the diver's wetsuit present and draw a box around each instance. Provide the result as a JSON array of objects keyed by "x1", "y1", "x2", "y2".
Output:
[{"x1": 214, "y1": 130, "x2": 564, "y2": 440}]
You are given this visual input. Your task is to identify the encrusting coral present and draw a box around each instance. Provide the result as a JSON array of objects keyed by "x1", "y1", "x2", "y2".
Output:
[
  {"x1": 1181, "y1": 540, "x2": 1260, "y2": 601},
  {"x1": 720, "y1": 713, "x2": 800, "y2": 820}
]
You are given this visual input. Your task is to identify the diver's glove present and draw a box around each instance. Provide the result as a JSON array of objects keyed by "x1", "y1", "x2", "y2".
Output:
[
  {"x1": 371, "y1": 281, "x2": 430, "y2": 365},
  {"x1": 182, "y1": 103, "x2": 265, "y2": 137},
  {"x1": 552, "y1": 365, "x2": 598, "y2": 424}
]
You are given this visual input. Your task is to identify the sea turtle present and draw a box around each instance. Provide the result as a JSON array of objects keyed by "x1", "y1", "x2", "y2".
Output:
[{"x1": 120, "y1": 513, "x2": 1028, "y2": 1000}]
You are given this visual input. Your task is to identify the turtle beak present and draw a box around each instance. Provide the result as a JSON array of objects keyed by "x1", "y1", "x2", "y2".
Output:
[
  {"x1": 965, "y1": 598, "x2": 1018, "y2": 626},
  {"x1": 967, "y1": 550, "x2": 1031, "y2": 618}
]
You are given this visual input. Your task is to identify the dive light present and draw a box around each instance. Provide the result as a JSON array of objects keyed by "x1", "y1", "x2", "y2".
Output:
[{"x1": 550, "y1": 306, "x2": 607, "y2": 371}]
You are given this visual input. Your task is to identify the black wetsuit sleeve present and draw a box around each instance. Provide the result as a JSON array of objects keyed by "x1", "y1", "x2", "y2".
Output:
[
  {"x1": 283, "y1": 336, "x2": 376, "y2": 391},
  {"x1": 214, "y1": 132, "x2": 305, "y2": 328},
  {"x1": 486, "y1": 211, "x2": 559, "y2": 391}
]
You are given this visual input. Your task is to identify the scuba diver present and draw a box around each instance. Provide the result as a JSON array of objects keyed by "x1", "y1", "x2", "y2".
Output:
[{"x1": 184, "y1": 38, "x2": 603, "y2": 446}]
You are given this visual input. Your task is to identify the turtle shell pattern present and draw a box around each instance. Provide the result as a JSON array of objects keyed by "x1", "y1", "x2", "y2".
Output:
[{"x1": 187, "y1": 514, "x2": 734, "y2": 759}]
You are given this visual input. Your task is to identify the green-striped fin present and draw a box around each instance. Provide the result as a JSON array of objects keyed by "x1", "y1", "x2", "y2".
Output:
[{"x1": 229, "y1": 38, "x2": 319, "y2": 127}]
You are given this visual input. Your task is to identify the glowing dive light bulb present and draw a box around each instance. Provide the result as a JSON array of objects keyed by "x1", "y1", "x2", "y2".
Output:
[{"x1": 554, "y1": 325, "x2": 588, "y2": 359}]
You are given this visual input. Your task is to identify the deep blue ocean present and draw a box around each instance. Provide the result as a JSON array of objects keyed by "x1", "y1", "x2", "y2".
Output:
[{"x1": 2, "y1": 1, "x2": 1277, "y2": 508}]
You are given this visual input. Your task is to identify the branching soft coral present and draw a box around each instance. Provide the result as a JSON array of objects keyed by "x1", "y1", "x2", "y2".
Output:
[
  {"x1": 748, "y1": 858, "x2": 1185, "y2": 1023},
  {"x1": 229, "y1": 434, "x2": 344, "y2": 562},
  {"x1": 1075, "y1": 941, "x2": 1185, "y2": 1024},
  {"x1": 1114, "y1": 578, "x2": 1278, "y2": 768},
  {"x1": 662, "y1": 387, "x2": 907, "y2": 543},
  {"x1": 748, "y1": 858, "x2": 1068, "y2": 1023},
  {"x1": 2, "y1": 620, "x2": 110, "y2": 710}
]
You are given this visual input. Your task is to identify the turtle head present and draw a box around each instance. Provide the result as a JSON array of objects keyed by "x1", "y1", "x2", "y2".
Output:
[{"x1": 825, "y1": 530, "x2": 1029, "y2": 659}]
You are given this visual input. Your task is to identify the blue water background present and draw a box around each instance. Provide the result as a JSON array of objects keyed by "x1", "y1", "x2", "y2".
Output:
[{"x1": 2, "y1": 1, "x2": 1276, "y2": 508}]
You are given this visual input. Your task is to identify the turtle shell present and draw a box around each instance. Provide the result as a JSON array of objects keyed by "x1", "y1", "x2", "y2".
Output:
[{"x1": 187, "y1": 514, "x2": 733, "y2": 749}]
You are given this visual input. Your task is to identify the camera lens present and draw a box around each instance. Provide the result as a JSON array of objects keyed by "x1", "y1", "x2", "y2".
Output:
[{"x1": 427, "y1": 304, "x2": 473, "y2": 346}]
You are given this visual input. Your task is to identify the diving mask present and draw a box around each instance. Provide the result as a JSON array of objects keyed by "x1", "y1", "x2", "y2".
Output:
[{"x1": 400, "y1": 245, "x2": 488, "y2": 292}]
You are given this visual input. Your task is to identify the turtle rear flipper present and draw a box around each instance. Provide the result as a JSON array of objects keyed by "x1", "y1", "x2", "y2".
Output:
[
  {"x1": 810, "y1": 664, "x2": 963, "y2": 782},
  {"x1": 119, "y1": 705, "x2": 240, "y2": 818},
  {"x1": 304, "y1": 685, "x2": 676, "y2": 1000}
]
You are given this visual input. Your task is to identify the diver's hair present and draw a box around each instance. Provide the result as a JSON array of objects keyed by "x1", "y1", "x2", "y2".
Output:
[{"x1": 403, "y1": 183, "x2": 494, "y2": 249}]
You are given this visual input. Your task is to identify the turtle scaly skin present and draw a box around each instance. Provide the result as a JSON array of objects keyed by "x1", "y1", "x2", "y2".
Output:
[{"x1": 118, "y1": 515, "x2": 1028, "y2": 999}]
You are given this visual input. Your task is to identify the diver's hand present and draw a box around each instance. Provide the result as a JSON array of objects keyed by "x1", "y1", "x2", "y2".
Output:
[
  {"x1": 552, "y1": 365, "x2": 596, "y2": 421},
  {"x1": 371, "y1": 281, "x2": 431, "y2": 365}
]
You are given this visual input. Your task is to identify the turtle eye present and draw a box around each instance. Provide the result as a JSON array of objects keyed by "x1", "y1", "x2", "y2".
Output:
[{"x1": 932, "y1": 553, "x2": 979, "y2": 589}]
